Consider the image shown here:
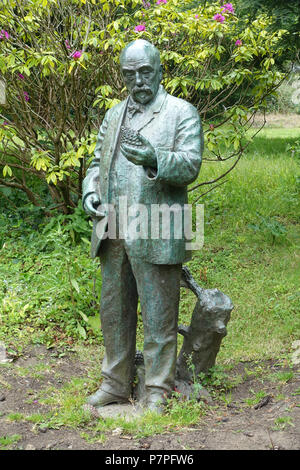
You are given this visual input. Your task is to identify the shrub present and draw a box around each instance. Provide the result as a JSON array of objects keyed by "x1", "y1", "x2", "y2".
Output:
[{"x1": 0, "y1": 0, "x2": 288, "y2": 212}]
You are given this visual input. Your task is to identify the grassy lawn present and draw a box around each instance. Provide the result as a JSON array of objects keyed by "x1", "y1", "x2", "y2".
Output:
[{"x1": 180, "y1": 127, "x2": 300, "y2": 362}]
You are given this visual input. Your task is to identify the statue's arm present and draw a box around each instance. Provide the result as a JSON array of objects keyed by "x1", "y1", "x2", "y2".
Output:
[
  {"x1": 82, "y1": 111, "x2": 110, "y2": 215},
  {"x1": 149, "y1": 104, "x2": 203, "y2": 187}
]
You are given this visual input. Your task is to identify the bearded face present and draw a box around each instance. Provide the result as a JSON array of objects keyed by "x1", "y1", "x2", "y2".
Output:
[{"x1": 121, "y1": 43, "x2": 162, "y2": 105}]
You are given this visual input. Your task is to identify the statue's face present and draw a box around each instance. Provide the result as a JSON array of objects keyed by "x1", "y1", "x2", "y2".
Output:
[{"x1": 121, "y1": 47, "x2": 162, "y2": 105}]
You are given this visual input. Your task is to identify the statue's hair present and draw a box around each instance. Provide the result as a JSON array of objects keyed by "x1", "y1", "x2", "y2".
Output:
[{"x1": 120, "y1": 40, "x2": 161, "y2": 66}]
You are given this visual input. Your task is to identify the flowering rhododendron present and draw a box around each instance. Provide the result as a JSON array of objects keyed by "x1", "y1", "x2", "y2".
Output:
[
  {"x1": 213, "y1": 14, "x2": 225, "y2": 23},
  {"x1": 0, "y1": 0, "x2": 287, "y2": 214},
  {"x1": 222, "y1": 3, "x2": 235, "y2": 14},
  {"x1": 72, "y1": 50, "x2": 82, "y2": 60},
  {"x1": 0, "y1": 30, "x2": 10, "y2": 40},
  {"x1": 134, "y1": 24, "x2": 146, "y2": 32}
]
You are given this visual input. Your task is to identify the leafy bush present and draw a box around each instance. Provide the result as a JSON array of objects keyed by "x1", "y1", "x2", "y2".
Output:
[
  {"x1": 0, "y1": 0, "x2": 288, "y2": 211},
  {"x1": 235, "y1": 0, "x2": 300, "y2": 57}
]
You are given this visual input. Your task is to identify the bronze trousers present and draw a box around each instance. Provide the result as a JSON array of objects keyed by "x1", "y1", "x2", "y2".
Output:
[{"x1": 99, "y1": 238, "x2": 182, "y2": 398}]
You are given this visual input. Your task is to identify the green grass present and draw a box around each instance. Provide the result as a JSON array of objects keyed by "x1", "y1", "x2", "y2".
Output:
[
  {"x1": 181, "y1": 127, "x2": 300, "y2": 362},
  {"x1": 6, "y1": 412, "x2": 24, "y2": 422},
  {"x1": 0, "y1": 434, "x2": 22, "y2": 450},
  {"x1": 0, "y1": 127, "x2": 299, "y2": 361},
  {"x1": 244, "y1": 390, "x2": 267, "y2": 407},
  {"x1": 272, "y1": 416, "x2": 294, "y2": 431},
  {"x1": 0, "y1": 125, "x2": 299, "y2": 436}
]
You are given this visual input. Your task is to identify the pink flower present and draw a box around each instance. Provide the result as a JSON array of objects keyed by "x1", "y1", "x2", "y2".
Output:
[
  {"x1": 195, "y1": 14, "x2": 199, "y2": 19},
  {"x1": 235, "y1": 39, "x2": 242, "y2": 46},
  {"x1": 222, "y1": 3, "x2": 235, "y2": 14},
  {"x1": 65, "y1": 39, "x2": 71, "y2": 49},
  {"x1": 0, "y1": 30, "x2": 10, "y2": 40},
  {"x1": 18, "y1": 73, "x2": 25, "y2": 80},
  {"x1": 23, "y1": 91, "x2": 29, "y2": 102},
  {"x1": 209, "y1": 124, "x2": 214, "y2": 130},
  {"x1": 72, "y1": 50, "x2": 82, "y2": 60},
  {"x1": 156, "y1": 0, "x2": 167, "y2": 3},
  {"x1": 134, "y1": 24, "x2": 146, "y2": 32},
  {"x1": 2, "y1": 121, "x2": 9, "y2": 126},
  {"x1": 213, "y1": 14, "x2": 225, "y2": 23}
]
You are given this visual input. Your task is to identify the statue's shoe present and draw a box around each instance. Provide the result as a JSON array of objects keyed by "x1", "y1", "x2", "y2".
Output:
[{"x1": 87, "y1": 389, "x2": 129, "y2": 407}]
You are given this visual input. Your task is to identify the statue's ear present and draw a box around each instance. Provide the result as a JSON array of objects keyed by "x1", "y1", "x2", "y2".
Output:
[{"x1": 159, "y1": 64, "x2": 163, "y2": 80}]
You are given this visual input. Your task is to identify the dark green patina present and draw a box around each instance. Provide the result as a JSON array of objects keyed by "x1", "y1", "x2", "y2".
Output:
[{"x1": 82, "y1": 40, "x2": 204, "y2": 413}]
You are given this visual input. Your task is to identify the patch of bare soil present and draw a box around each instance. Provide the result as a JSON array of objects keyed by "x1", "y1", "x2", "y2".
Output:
[
  {"x1": 251, "y1": 112, "x2": 300, "y2": 128},
  {"x1": 0, "y1": 346, "x2": 299, "y2": 451}
]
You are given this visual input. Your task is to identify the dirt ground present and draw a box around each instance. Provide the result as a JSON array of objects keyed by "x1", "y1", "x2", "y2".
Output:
[{"x1": 0, "y1": 345, "x2": 299, "y2": 451}]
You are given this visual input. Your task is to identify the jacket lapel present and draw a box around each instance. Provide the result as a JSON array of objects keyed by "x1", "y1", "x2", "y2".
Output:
[{"x1": 111, "y1": 97, "x2": 129, "y2": 157}]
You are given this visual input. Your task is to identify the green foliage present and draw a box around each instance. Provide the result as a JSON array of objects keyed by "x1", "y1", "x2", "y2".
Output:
[
  {"x1": 0, "y1": 205, "x2": 102, "y2": 349},
  {"x1": 268, "y1": 370, "x2": 294, "y2": 384},
  {"x1": 287, "y1": 139, "x2": 300, "y2": 162},
  {"x1": 0, "y1": 0, "x2": 288, "y2": 210},
  {"x1": 41, "y1": 200, "x2": 91, "y2": 244},
  {"x1": 197, "y1": 364, "x2": 242, "y2": 395},
  {"x1": 287, "y1": 138, "x2": 300, "y2": 192},
  {"x1": 0, "y1": 127, "x2": 299, "y2": 360},
  {"x1": 235, "y1": 0, "x2": 300, "y2": 57},
  {"x1": 248, "y1": 214, "x2": 287, "y2": 245}
]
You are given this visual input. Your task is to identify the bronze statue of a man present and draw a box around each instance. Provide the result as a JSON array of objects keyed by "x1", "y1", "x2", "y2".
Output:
[{"x1": 82, "y1": 39, "x2": 203, "y2": 413}]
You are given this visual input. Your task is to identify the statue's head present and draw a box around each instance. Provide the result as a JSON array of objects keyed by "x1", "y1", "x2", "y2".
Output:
[{"x1": 120, "y1": 39, "x2": 162, "y2": 105}]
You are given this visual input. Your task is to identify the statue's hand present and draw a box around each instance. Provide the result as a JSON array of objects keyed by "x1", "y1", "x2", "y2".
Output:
[
  {"x1": 83, "y1": 192, "x2": 104, "y2": 218},
  {"x1": 121, "y1": 134, "x2": 157, "y2": 168}
]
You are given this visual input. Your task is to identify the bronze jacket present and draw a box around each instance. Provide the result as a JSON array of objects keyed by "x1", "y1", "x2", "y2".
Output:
[{"x1": 82, "y1": 86, "x2": 203, "y2": 264}]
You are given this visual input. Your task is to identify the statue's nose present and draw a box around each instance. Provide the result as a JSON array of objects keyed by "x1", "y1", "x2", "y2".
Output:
[{"x1": 135, "y1": 72, "x2": 143, "y2": 85}]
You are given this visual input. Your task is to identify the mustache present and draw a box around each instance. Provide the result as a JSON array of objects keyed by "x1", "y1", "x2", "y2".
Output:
[{"x1": 132, "y1": 86, "x2": 152, "y2": 94}]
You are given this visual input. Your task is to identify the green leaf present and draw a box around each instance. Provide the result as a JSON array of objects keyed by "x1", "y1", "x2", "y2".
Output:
[
  {"x1": 3, "y1": 165, "x2": 12, "y2": 177},
  {"x1": 71, "y1": 279, "x2": 80, "y2": 293},
  {"x1": 78, "y1": 310, "x2": 89, "y2": 323},
  {"x1": 77, "y1": 322, "x2": 87, "y2": 339}
]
